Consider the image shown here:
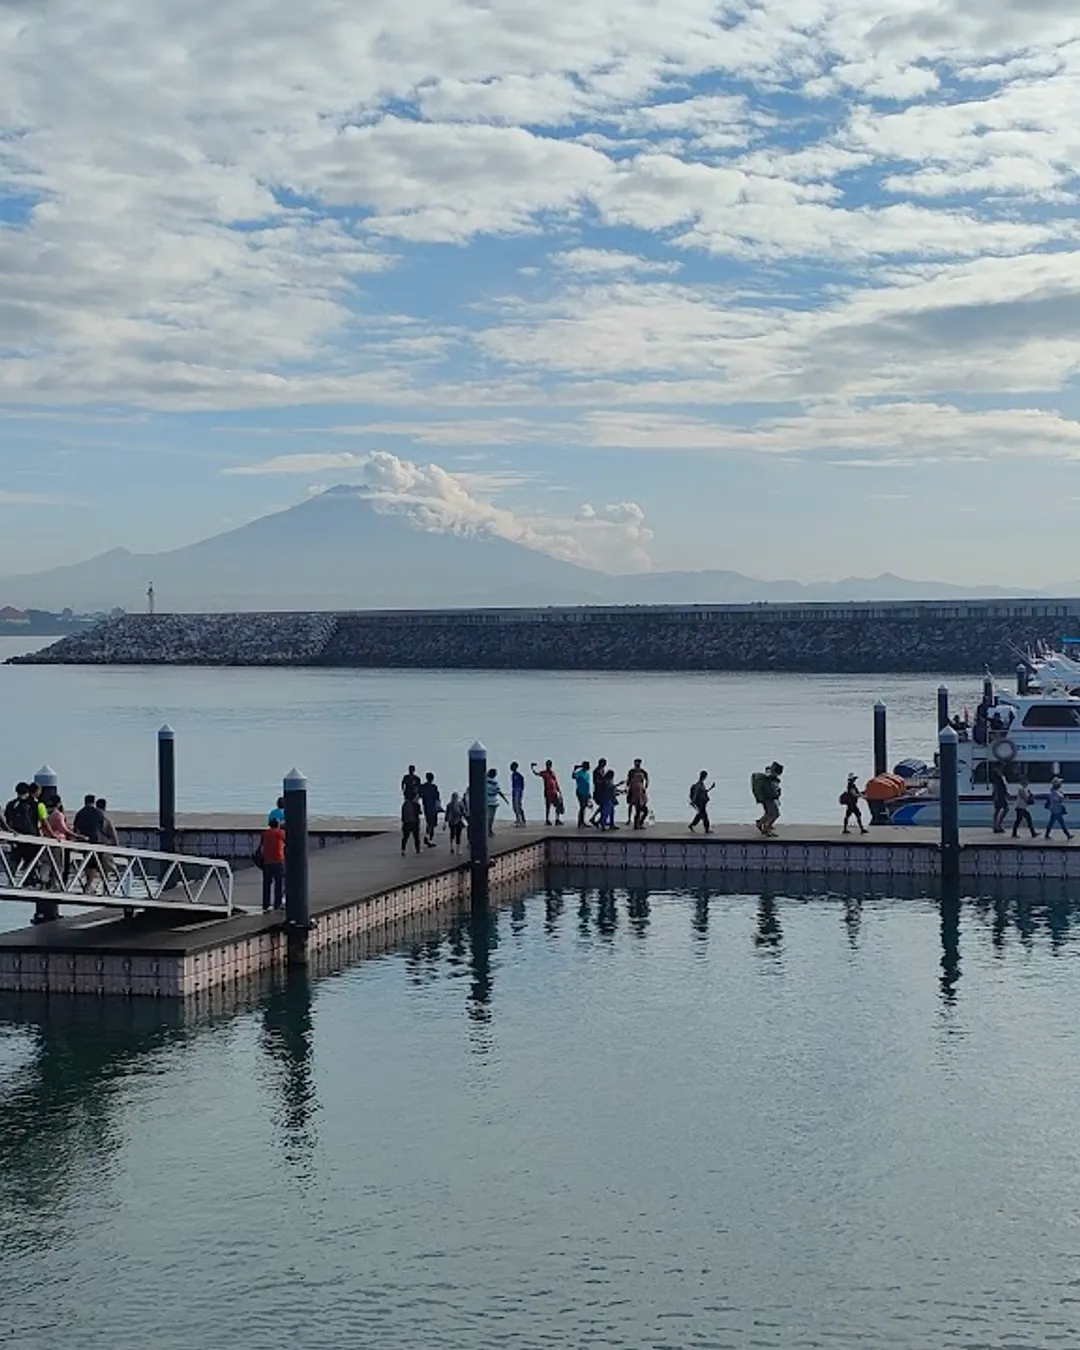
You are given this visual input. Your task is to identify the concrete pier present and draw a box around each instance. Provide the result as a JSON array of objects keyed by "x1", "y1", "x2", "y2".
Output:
[{"x1": 2, "y1": 819, "x2": 1079, "y2": 999}]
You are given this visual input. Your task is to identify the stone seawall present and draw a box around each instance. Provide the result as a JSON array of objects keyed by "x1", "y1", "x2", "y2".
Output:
[{"x1": 11, "y1": 602, "x2": 1080, "y2": 673}]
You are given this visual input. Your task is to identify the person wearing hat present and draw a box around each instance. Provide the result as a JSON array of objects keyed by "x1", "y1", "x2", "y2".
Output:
[
  {"x1": 1046, "y1": 777, "x2": 1073, "y2": 841},
  {"x1": 840, "y1": 774, "x2": 868, "y2": 835}
]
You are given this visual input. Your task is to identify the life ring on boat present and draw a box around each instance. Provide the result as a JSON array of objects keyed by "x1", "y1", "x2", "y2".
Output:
[{"x1": 991, "y1": 738, "x2": 1017, "y2": 762}]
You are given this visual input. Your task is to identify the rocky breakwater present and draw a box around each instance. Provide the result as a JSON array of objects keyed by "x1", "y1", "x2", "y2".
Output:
[
  {"x1": 319, "y1": 607, "x2": 1076, "y2": 673},
  {"x1": 10, "y1": 612, "x2": 339, "y2": 665},
  {"x1": 9, "y1": 603, "x2": 1080, "y2": 673}
]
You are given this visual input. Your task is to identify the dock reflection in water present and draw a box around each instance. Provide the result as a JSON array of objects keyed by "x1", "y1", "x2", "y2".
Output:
[{"x1": 4, "y1": 876, "x2": 1080, "y2": 1349}]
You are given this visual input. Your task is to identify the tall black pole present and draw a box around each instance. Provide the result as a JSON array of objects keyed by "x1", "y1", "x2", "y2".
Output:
[
  {"x1": 283, "y1": 768, "x2": 310, "y2": 967},
  {"x1": 982, "y1": 674, "x2": 994, "y2": 707},
  {"x1": 937, "y1": 685, "x2": 949, "y2": 732},
  {"x1": 468, "y1": 741, "x2": 489, "y2": 915},
  {"x1": 1017, "y1": 663, "x2": 1029, "y2": 696},
  {"x1": 939, "y1": 725, "x2": 960, "y2": 886},
  {"x1": 157, "y1": 724, "x2": 176, "y2": 856},
  {"x1": 873, "y1": 701, "x2": 888, "y2": 778}
]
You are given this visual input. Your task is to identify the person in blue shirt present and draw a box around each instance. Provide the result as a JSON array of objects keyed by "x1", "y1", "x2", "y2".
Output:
[
  {"x1": 572, "y1": 761, "x2": 592, "y2": 829},
  {"x1": 268, "y1": 796, "x2": 285, "y2": 826},
  {"x1": 509, "y1": 761, "x2": 526, "y2": 827}
]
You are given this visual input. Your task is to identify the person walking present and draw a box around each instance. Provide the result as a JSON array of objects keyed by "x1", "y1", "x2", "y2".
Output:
[
  {"x1": 401, "y1": 796, "x2": 422, "y2": 855},
  {"x1": 532, "y1": 760, "x2": 564, "y2": 826},
  {"x1": 486, "y1": 768, "x2": 509, "y2": 836},
  {"x1": 753, "y1": 763, "x2": 784, "y2": 837},
  {"x1": 260, "y1": 817, "x2": 286, "y2": 912},
  {"x1": 572, "y1": 761, "x2": 592, "y2": 829},
  {"x1": 590, "y1": 758, "x2": 608, "y2": 827},
  {"x1": 510, "y1": 761, "x2": 527, "y2": 827},
  {"x1": 991, "y1": 766, "x2": 1011, "y2": 834},
  {"x1": 840, "y1": 775, "x2": 868, "y2": 835},
  {"x1": 445, "y1": 792, "x2": 467, "y2": 854},
  {"x1": 401, "y1": 765, "x2": 422, "y2": 802},
  {"x1": 268, "y1": 796, "x2": 286, "y2": 826},
  {"x1": 689, "y1": 771, "x2": 713, "y2": 833},
  {"x1": 1045, "y1": 777, "x2": 1072, "y2": 841},
  {"x1": 419, "y1": 772, "x2": 442, "y2": 847},
  {"x1": 1013, "y1": 776, "x2": 1037, "y2": 839},
  {"x1": 626, "y1": 759, "x2": 650, "y2": 829},
  {"x1": 596, "y1": 769, "x2": 621, "y2": 831}
]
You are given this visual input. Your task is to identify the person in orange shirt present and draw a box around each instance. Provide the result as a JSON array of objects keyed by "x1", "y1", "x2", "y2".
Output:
[{"x1": 260, "y1": 819, "x2": 286, "y2": 912}]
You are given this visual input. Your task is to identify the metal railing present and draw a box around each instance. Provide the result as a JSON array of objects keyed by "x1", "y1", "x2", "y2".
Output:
[{"x1": 0, "y1": 832, "x2": 234, "y2": 915}]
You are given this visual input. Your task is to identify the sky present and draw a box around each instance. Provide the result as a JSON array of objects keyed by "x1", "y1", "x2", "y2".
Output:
[{"x1": 2, "y1": 0, "x2": 1080, "y2": 585}]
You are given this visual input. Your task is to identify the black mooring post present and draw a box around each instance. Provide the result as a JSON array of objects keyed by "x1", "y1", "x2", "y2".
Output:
[
  {"x1": 870, "y1": 701, "x2": 889, "y2": 824},
  {"x1": 468, "y1": 741, "x2": 489, "y2": 915},
  {"x1": 158, "y1": 723, "x2": 176, "y2": 853},
  {"x1": 1017, "y1": 664, "x2": 1029, "y2": 696},
  {"x1": 937, "y1": 685, "x2": 950, "y2": 733},
  {"x1": 939, "y1": 725, "x2": 960, "y2": 887},
  {"x1": 284, "y1": 768, "x2": 310, "y2": 967},
  {"x1": 873, "y1": 701, "x2": 888, "y2": 778},
  {"x1": 157, "y1": 724, "x2": 177, "y2": 889}
]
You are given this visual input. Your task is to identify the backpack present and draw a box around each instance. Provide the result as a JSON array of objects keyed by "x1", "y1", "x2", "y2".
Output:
[
  {"x1": 751, "y1": 772, "x2": 770, "y2": 804},
  {"x1": 689, "y1": 781, "x2": 705, "y2": 807},
  {"x1": 7, "y1": 797, "x2": 38, "y2": 836}
]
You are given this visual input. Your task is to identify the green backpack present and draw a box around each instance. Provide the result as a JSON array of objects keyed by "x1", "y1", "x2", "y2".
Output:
[{"x1": 751, "y1": 772, "x2": 770, "y2": 804}]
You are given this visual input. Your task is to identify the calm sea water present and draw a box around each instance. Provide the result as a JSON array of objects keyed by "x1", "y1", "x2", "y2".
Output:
[
  {"x1": 2, "y1": 880, "x2": 1079, "y2": 1349},
  {"x1": 0, "y1": 637, "x2": 971, "y2": 824}
]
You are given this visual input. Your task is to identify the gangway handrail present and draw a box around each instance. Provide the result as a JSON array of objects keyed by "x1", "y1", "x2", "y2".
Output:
[{"x1": 0, "y1": 830, "x2": 234, "y2": 915}]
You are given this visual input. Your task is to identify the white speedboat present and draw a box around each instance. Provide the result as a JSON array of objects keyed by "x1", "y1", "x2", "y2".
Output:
[{"x1": 887, "y1": 663, "x2": 1080, "y2": 828}]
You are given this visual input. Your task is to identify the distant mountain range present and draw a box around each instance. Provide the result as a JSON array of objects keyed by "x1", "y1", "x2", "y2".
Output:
[{"x1": 0, "y1": 486, "x2": 1058, "y2": 611}]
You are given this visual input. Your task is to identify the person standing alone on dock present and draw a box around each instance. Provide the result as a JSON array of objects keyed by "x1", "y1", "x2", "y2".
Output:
[
  {"x1": 1046, "y1": 778, "x2": 1073, "y2": 842},
  {"x1": 841, "y1": 775, "x2": 868, "y2": 835},
  {"x1": 401, "y1": 795, "x2": 422, "y2": 855},
  {"x1": 689, "y1": 772, "x2": 713, "y2": 834},
  {"x1": 1013, "y1": 777, "x2": 1037, "y2": 839},
  {"x1": 260, "y1": 818, "x2": 286, "y2": 911},
  {"x1": 532, "y1": 760, "x2": 564, "y2": 826},
  {"x1": 510, "y1": 761, "x2": 527, "y2": 827},
  {"x1": 419, "y1": 772, "x2": 442, "y2": 847}
]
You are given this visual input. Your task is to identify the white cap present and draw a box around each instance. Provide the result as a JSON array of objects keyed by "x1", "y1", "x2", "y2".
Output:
[
  {"x1": 158, "y1": 724, "x2": 175, "y2": 740},
  {"x1": 938, "y1": 725, "x2": 959, "y2": 746},
  {"x1": 468, "y1": 741, "x2": 487, "y2": 759},
  {"x1": 283, "y1": 768, "x2": 308, "y2": 792}
]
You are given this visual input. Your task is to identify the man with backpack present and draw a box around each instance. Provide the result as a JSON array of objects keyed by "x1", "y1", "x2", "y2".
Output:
[
  {"x1": 5, "y1": 781, "x2": 54, "y2": 923},
  {"x1": 689, "y1": 771, "x2": 714, "y2": 834},
  {"x1": 752, "y1": 763, "x2": 784, "y2": 837}
]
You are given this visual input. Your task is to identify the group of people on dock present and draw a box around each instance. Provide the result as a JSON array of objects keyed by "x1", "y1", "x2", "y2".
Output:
[
  {"x1": 1, "y1": 779, "x2": 121, "y2": 923},
  {"x1": 397, "y1": 757, "x2": 803, "y2": 851},
  {"x1": 398, "y1": 756, "x2": 656, "y2": 854}
]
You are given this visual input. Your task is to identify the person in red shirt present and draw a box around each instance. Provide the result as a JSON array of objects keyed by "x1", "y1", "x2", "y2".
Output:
[
  {"x1": 531, "y1": 760, "x2": 564, "y2": 826},
  {"x1": 260, "y1": 819, "x2": 286, "y2": 912}
]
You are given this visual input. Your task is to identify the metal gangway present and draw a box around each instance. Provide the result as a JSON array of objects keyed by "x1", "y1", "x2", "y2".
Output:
[{"x1": 0, "y1": 832, "x2": 234, "y2": 916}]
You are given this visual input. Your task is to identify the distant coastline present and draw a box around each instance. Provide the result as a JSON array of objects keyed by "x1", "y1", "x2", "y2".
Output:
[{"x1": 8, "y1": 601, "x2": 1078, "y2": 675}]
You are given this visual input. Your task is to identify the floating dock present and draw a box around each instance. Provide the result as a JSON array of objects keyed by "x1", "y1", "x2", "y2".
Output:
[{"x1": 1, "y1": 818, "x2": 1077, "y2": 999}]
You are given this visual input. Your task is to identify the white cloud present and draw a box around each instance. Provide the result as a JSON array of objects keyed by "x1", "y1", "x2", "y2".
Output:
[
  {"x1": 553, "y1": 248, "x2": 681, "y2": 276},
  {"x1": 224, "y1": 449, "x2": 652, "y2": 569}
]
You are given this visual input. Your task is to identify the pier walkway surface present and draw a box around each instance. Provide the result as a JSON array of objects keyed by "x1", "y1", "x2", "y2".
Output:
[{"x1": 1, "y1": 818, "x2": 1076, "y2": 997}]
